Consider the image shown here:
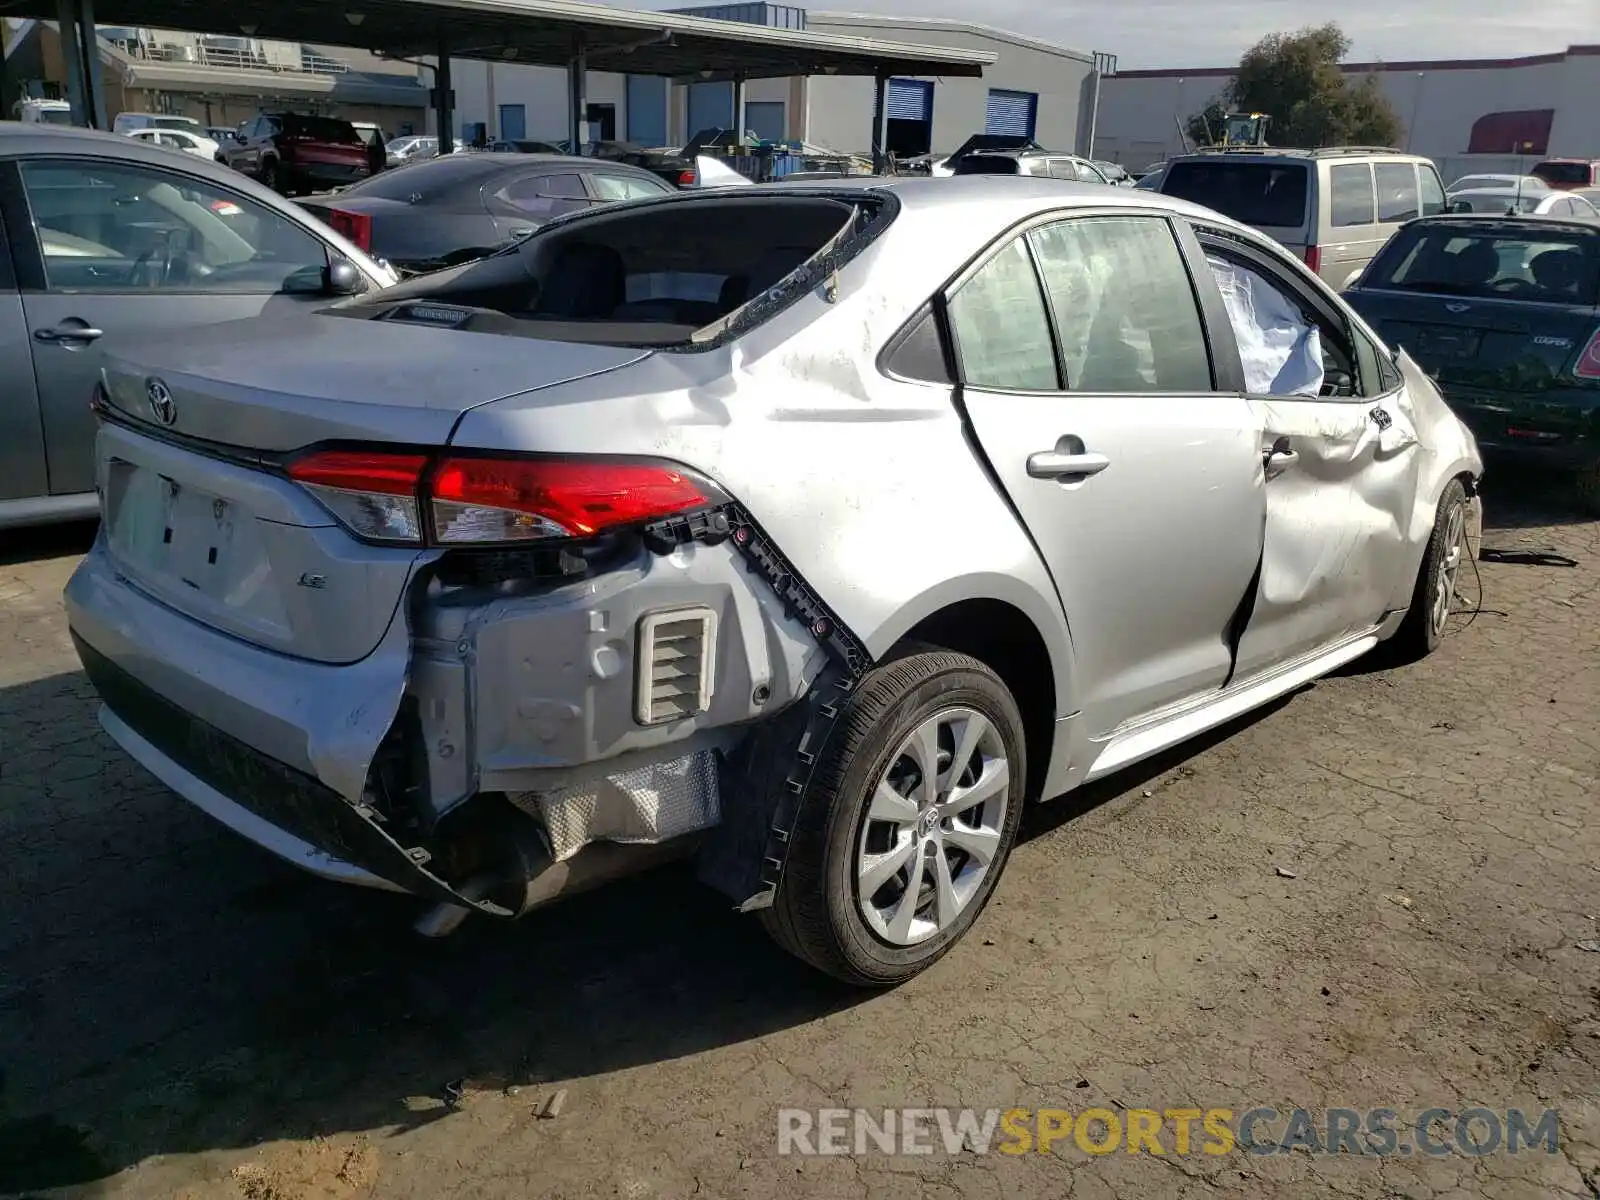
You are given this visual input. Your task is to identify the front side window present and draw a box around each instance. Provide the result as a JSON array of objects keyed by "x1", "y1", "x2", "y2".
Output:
[
  {"x1": 1328, "y1": 163, "x2": 1375, "y2": 227},
  {"x1": 1028, "y1": 216, "x2": 1213, "y2": 393},
  {"x1": 496, "y1": 172, "x2": 591, "y2": 219},
  {"x1": 945, "y1": 237, "x2": 1058, "y2": 390},
  {"x1": 20, "y1": 160, "x2": 331, "y2": 294},
  {"x1": 1375, "y1": 162, "x2": 1420, "y2": 222}
]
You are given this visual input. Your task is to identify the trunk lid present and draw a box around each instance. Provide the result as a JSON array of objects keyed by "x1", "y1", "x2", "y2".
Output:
[
  {"x1": 1349, "y1": 289, "x2": 1600, "y2": 445},
  {"x1": 100, "y1": 311, "x2": 650, "y2": 450},
  {"x1": 96, "y1": 314, "x2": 652, "y2": 664}
]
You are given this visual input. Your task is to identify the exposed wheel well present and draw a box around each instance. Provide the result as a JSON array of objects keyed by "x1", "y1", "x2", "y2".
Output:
[{"x1": 897, "y1": 599, "x2": 1056, "y2": 803}]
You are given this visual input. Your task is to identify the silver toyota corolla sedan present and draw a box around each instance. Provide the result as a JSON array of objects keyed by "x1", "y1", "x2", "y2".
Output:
[{"x1": 65, "y1": 177, "x2": 1483, "y2": 986}]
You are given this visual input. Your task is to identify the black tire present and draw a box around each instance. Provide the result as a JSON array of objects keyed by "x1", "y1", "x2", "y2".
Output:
[
  {"x1": 760, "y1": 651, "x2": 1026, "y2": 987},
  {"x1": 1574, "y1": 460, "x2": 1600, "y2": 518},
  {"x1": 1389, "y1": 477, "x2": 1469, "y2": 661},
  {"x1": 266, "y1": 159, "x2": 290, "y2": 195}
]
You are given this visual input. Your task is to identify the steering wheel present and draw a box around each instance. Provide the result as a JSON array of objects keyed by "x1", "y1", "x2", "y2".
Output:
[
  {"x1": 1489, "y1": 278, "x2": 1536, "y2": 297},
  {"x1": 129, "y1": 233, "x2": 178, "y2": 288}
]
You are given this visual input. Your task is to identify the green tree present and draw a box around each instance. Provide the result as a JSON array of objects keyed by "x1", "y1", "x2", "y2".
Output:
[{"x1": 1186, "y1": 24, "x2": 1405, "y2": 149}]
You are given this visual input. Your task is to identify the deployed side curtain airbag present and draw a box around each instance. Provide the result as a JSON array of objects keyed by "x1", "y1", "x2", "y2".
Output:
[{"x1": 1207, "y1": 255, "x2": 1325, "y2": 397}]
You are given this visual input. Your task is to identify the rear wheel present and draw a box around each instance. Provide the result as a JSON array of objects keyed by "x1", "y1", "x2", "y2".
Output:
[
  {"x1": 760, "y1": 651, "x2": 1026, "y2": 987},
  {"x1": 1574, "y1": 459, "x2": 1600, "y2": 518},
  {"x1": 265, "y1": 158, "x2": 290, "y2": 195},
  {"x1": 1389, "y1": 478, "x2": 1468, "y2": 661}
]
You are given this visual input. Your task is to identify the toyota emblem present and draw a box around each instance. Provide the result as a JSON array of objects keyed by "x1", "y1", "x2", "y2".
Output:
[{"x1": 147, "y1": 379, "x2": 177, "y2": 426}]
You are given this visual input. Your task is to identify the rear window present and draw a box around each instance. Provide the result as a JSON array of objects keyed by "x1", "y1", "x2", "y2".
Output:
[
  {"x1": 337, "y1": 155, "x2": 505, "y2": 202},
  {"x1": 332, "y1": 194, "x2": 889, "y2": 348},
  {"x1": 1363, "y1": 224, "x2": 1599, "y2": 305},
  {"x1": 1533, "y1": 161, "x2": 1594, "y2": 187},
  {"x1": 1161, "y1": 161, "x2": 1309, "y2": 229},
  {"x1": 1454, "y1": 194, "x2": 1543, "y2": 215},
  {"x1": 282, "y1": 115, "x2": 361, "y2": 144},
  {"x1": 952, "y1": 155, "x2": 1021, "y2": 176}
]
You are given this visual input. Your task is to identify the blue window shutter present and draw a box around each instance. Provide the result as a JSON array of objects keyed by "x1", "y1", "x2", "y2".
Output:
[
  {"x1": 886, "y1": 78, "x2": 932, "y2": 122},
  {"x1": 688, "y1": 81, "x2": 734, "y2": 137},
  {"x1": 626, "y1": 75, "x2": 667, "y2": 146},
  {"x1": 985, "y1": 89, "x2": 1038, "y2": 137}
]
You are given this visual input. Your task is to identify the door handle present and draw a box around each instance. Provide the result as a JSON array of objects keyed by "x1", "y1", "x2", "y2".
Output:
[
  {"x1": 1263, "y1": 437, "x2": 1299, "y2": 474},
  {"x1": 33, "y1": 324, "x2": 104, "y2": 344},
  {"x1": 1026, "y1": 449, "x2": 1111, "y2": 481}
]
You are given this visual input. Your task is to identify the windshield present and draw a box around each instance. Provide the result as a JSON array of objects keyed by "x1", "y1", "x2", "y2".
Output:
[
  {"x1": 1363, "y1": 224, "x2": 1599, "y2": 304},
  {"x1": 1162, "y1": 160, "x2": 1309, "y2": 228},
  {"x1": 952, "y1": 155, "x2": 1021, "y2": 176},
  {"x1": 1532, "y1": 161, "x2": 1593, "y2": 187},
  {"x1": 38, "y1": 108, "x2": 74, "y2": 126},
  {"x1": 152, "y1": 115, "x2": 199, "y2": 130}
]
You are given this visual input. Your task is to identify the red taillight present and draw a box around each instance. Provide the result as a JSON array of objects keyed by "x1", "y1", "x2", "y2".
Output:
[
  {"x1": 1303, "y1": 245, "x2": 1321, "y2": 275},
  {"x1": 676, "y1": 169, "x2": 697, "y2": 186},
  {"x1": 286, "y1": 450, "x2": 720, "y2": 546},
  {"x1": 1574, "y1": 328, "x2": 1600, "y2": 380},
  {"x1": 325, "y1": 208, "x2": 372, "y2": 252},
  {"x1": 288, "y1": 450, "x2": 427, "y2": 543},
  {"x1": 430, "y1": 457, "x2": 713, "y2": 543}
]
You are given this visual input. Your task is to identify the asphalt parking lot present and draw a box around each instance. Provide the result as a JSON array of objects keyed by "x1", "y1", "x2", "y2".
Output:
[{"x1": 2, "y1": 478, "x2": 1597, "y2": 1200}]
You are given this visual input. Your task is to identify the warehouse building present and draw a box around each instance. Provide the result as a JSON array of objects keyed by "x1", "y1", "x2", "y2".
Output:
[
  {"x1": 443, "y1": 4, "x2": 1100, "y2": 157},
  {"x1": 1093, "y1": 43, "x2": 1600, "y2": 184}
]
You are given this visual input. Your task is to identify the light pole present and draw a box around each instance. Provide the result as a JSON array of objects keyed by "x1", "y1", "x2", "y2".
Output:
[{"x1": 1086, "y1": 51, "x2": 1118, "y2": 159}]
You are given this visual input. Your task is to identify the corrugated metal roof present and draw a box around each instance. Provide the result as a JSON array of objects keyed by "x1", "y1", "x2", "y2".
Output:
[{"x1": 0, "y1": 0, "x2": 995, "y2": 79}]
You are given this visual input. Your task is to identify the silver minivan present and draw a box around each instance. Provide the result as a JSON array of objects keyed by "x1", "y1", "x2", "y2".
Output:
[{"x1": 1157, "y1": 147, "x2": 1448, "y2": 287}]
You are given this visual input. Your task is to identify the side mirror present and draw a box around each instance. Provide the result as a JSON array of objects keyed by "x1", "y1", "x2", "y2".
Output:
[
  {"x1": 324, "y1": 258, "x2": 366, "y2": 296},
  {"x1": 1340, "y1": 268, "x2": 1364, "y2": 291}
]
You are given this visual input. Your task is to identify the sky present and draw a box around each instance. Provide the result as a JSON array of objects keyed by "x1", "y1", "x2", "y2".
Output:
[{"x1": 631, "y1": 0, "x2": 1587, "y2": 70}]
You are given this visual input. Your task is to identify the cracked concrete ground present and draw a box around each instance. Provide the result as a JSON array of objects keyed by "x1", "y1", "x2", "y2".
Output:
[{"x1": 1, "y1": 481, "x2": 1597, "y2": 1200}]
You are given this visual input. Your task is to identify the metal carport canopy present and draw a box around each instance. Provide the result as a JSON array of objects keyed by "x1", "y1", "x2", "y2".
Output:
[{"x1": 0, "y1": 0, "x2": 997, "y2": 81}]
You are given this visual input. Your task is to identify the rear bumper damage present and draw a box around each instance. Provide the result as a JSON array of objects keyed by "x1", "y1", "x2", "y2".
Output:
[{"x1": 66, "y1": 523, "x2": 838, "y2": 924}]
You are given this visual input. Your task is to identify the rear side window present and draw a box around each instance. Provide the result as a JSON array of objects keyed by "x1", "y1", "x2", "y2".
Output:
[
  {"x1": 591, "y1": 172, "x2": 673, "y2": 201},
  {"x1": 1328, "y1": 164, "x2": 1375, "y2": 227},
  {"x1": 946, "y1": 238, "x2": 1058, "y2": 390},
  {"x1": 496, "y1": 173, "x2": 590, "y2": 220},
  {"x1": 1027, "y1": 216, "x2": 1213, "y2": 392},
  {"x1": 1161, "y1": 161, "x2": 1309, "y2": 229},
  {"x1": 1364, "y1": 225, "x2": 1599, "y2": 305},
  {"x1": 1375, "y1": 163, "x2": 1419, "y2": 222}
]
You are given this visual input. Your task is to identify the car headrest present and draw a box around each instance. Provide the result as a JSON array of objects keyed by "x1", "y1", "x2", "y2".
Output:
[
  {"x1": 536, "y1": 242, "x2": 625, "y2": 319},
  {"x1": 1451, "y1": 240, "x2": 1499, "y2": 286},
  {"x1": 1528, "y1": 249, "x2": 1583, "y2": 293}
]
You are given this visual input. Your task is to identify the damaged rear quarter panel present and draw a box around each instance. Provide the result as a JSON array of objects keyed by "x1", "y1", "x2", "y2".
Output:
[
  {"x1": 446, "y1": 206, "x2": 1077, "y2": 736},
  {"x1": 410, "y1": 539, "x2": 827, "y2": 811}
]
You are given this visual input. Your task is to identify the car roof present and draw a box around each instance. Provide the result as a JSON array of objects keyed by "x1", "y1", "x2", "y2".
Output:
[
  {"x1": 1166, "y1": 147, "x2": 1421, "y2": 164},
  {"x1": 619, "y1": 173, "x2": 1261, "y2": 234},
  {"x1": 1403, "y1": 213, "x2": 1600, "y2": 233}
]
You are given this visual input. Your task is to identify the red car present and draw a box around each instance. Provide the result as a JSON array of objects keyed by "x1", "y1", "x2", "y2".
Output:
[
  {"x1": 1530, "y1": 159, "x2": 1600, "y2": 192},
  {"x1": 220, "y1": 112, "x2": 372, "y2": 195}
]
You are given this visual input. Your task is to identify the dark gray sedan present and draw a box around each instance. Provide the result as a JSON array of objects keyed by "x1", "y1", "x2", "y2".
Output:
[
  {"x1": 296, "y1": 153, "x2": 677, "y2": 276},
  {"x1": 0, "y1": 122, "x2": 395, "y2": 531}
]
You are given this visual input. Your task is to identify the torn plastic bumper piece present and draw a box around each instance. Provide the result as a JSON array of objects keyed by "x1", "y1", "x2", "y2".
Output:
[{"x1": 75, "y1": 634, "x2": 525, "y2": 917}]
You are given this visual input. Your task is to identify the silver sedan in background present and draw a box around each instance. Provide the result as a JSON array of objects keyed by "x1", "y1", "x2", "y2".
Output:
[{"x1": 65, "y1": 177, "x2": 1481, "y2": 986}]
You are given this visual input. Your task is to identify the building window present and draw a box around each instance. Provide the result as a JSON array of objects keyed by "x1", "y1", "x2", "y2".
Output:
[{"x1": 985, "y1": 89, "x2": 1037, "y2": 138}]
